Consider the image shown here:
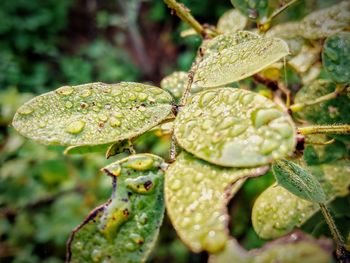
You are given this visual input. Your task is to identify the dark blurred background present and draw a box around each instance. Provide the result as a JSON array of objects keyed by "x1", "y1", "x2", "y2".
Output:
[{"x1": 0, "y1": 0, "x2": 347, "y2": 262}]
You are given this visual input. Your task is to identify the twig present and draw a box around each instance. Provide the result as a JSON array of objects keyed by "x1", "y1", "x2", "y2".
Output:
[
  {"x1": 290, "y1": 85, "x2": 346, "y2": 112},
  {"x1": 298, "y1": 125, "x2": 350, "y2": 135},
  {"x1": 164, "y1": 0, "x2": 204, "y2": 37},
  {"x1": 319, "y1": 203, "x2": 350, "y2": 262}
]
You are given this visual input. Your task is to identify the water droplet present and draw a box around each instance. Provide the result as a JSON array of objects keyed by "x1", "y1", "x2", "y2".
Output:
[
  {"x1": 137, "y1": 213, "x2": 148, "y2": 225},
  {"x1": 171, "y1": 179, "x2": 182, "y2": 191},
  {"x1": 98, "y1": 114, "x2": 108, "y2": 122},
  {"x1": 75, "y1": 241, "x2": 83, "y2": 250},
  {"x1": 56, "y1": 86, "x2": 74, "y2": 96},
  {"x1": 137, "y1": 92, "x2": 148, "y2": 101},
  {"x1": 112, "y1": 89, "x2": 122, "y2": 96},
  {"x1": 126, "y1": 156, "x2": 154, "y2": 171},
  {"x1": 80, "y1": 89, "x2": 91, "y2": 98},
  {"x1": 203, "y1": 231, "x2": 227, "y2": 253},
  {"x1": 199, "y1": 91, "x2": 216, "y2": 108},
  {"x1": 229, "y1": 122, "x2": 248, "y2": 137},
  {"x1": 38, "y1": 120, "x2": 47, "y2": 128},
  {"x1": 125, "y1": 242, "x2": 137, "y2": 251},
  {"x1": 65, "y1": 101, "x2": 73, "y2": 109},
  {"x1": 126, "y1": 175, "x2": 155, "y2": 194},
  {"x1": 130, "y1": 233, "x2": 144, "y2": 245},
  {"x1": 18, "y1": 105, "x2": 34, "y2": 115},
  {"x1": 129, "y1": 93, "x2": 136, "y2": 101},
  {"x1": 260, "y1": 139, "x2": 279, "y2": 154},
  {"x1": 105, "y1": 103, "x2": 111, "y2": 110},
  {"x1": 109, "y1": 117, "x2": 121, "y2": 127},
  {"x1": 92, "y1": 106, "x2": 100, "y2": 112},
  {"x1": 252, "y1": 108, "x2": 282, "y2": 128},
  {"x1": 91, "y1": 248, "x2": 102, "y2": 262},
  {"x1": 66, "y1": 120, "x2": 85, "y2": 134},
  {"x1": 218, "y1": 116, "x2": 237, "y2": 130}
]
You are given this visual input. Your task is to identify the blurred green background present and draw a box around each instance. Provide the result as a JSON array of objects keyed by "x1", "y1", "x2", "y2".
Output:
[{"x1": 0, "y1": 0, "x2": 348, "y2": 262}]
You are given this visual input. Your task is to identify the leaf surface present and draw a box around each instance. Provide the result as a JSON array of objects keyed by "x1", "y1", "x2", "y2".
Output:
[
  {"x1": 217, "y1": 9, "x2": 247, "y2": 34},
  {"x1": 209, "y1": 232, "x2": 332, "y2": 263},
  {"x1": 193, "y1": 33, "x2": 289, "y2": 88},
  {"x1": 322, "y1": 32, "x2": 350, "y2": 84},
  {"x1": 174, "y1": 88, "x2": 296, "y2": 167},
  {"x1": 165, "y1": 151, "x2": 268, "y2": 253},
  {"x1": 252, "y1": 160, "x2": 350, "y2": 239},
  {"x1": 299, "y1": 1, "x2": 350, "y2": 40},
  {"x1": 67, "y1": 154, "x2": 166, "y2": 263},
  {"x1": 13, "y1": 82, "x2": 174, "y2": 146},
  {"x1": 273, "y1": 159, "x2": 326, "y2": 203}
]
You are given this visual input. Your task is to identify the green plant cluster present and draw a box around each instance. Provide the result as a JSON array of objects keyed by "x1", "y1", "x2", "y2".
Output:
[{"x1": 2, "y1": 0, "x2": 350, "y2": 263}]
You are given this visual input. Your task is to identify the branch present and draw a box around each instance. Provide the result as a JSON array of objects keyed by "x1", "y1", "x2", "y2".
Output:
[
  {"x1": 164, "y1": 0, "x2": 204, "y2": 37},
  {"x1": 290, "y1": 84, "x2": 346, "y2": 112},
  {"x1": 298, "y1": 125, "x2": 350, "y2": 135}
]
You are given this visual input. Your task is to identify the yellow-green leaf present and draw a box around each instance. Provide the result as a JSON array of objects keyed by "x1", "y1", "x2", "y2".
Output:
[
  {"x1": 299, "y1": 1, "x2": 350, "y2": 40},
  {"x1": 252, "y1": 160, "x2": 350, "y2": 239},
  {"x1": 217, "y1": 9, "x2": 247, "y2": 34},
  {"x1": 193, "y1": 32, "x2": 289, "y2": 88},
  {"x1": 12, "y1": 82, "x2": 174, "y2": 146},
  {"x1": 174, "y1": 88, "x2": 296, "y2": 167},
  {"x1": 165, "y1": 151, "x2": 268, "y2": 253},
  {"x1": 209, "y1": 232, "x2": 332, "y2": 263},
  {"x1": 67, "y1": 154, "x2": 166, "y2": 263}
]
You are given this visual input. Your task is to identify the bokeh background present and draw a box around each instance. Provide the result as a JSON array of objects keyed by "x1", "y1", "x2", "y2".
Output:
[{"x1": 0, "y1": 0, "x2": 348, "y2": 262}]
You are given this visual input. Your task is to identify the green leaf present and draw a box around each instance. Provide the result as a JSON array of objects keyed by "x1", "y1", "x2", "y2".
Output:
[
  {"x1": 322, "y1": 32, "x2": 350, "y2": 84},
  {"x1": 165, "y1": 151, "x2": 268, "y2": 253},
  {"x1": 193, "y1": 32, "x2": 289, "y2": 88},
  {"x1": 174, "y1": 88, "x2": 296, "y2": 167},
  {"x1": 294, "y1": 79, "x2": 350, "y2": 126},
  {"x1": 252, "y1": 160, "x2": 350, "y2": 239},
  {"x1": 209, "y1": 232, "x2": 332, "y2": 263},
  {"x1": 300, "y1": 1, "x2": 350, "y2": 40},
  {"x1": 67, "y1": 154, "x2": 166, "y2": 263},
  {"x1": 160, "y1": 71, "x2": 188, "y2": 101},
  {"x1": 217, "y1": 9, "x2": 247, "y2": 34},
  {"x1": 272, "y1": 159, "x2": 326, "y2": 203},
  {"x1": 12, "y1": 82, "x2": 174, "y2": 146}
]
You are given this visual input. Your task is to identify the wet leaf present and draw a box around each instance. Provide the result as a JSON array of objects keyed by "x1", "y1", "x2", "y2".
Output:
[
  {"x1": 193, "y1": 32, "x2": 289, "y2": 88},
  {"x1": 174, "y1": 88, "x2": 296, "y2": 167},
  {"x1": 12, "y1": 82, "x2": 174, "y2": 146},
  {"x1": 165, "y1": 151, "x2": 268, "y2": 253},
  {"x1": 252, "y1": 160, "x2": 350, "y2": 239},
  {"x1": 272, "y1": 159, "x2": 326, "y2": 203},
  {"x1": 300, "y1": 1, "x2": 350, "y2": 40},
  {"x1": 209, "y1": 231, "x2": 332, "y2": 263},
  {"x1": 322, "y1": 32, "x2": 350, "y2": 84},
  {"x1": 160, "y1": 71, "x2": 188, "y2": 101},
  {"x1": 217, "y1": 9, "x2": 247, "y2": 34},
  {"x1": 67, "y1": 154, "x2": 166, "y2": 263},
  {"x1": 294, "y1": 79, "x2": 350, "y2": 126}
]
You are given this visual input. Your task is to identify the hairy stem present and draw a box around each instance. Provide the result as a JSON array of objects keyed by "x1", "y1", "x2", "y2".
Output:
[
  {"x1": 319, "y1": 203, "x2": 350, "y2": 262},
  {"x1": 290, "y1": 85, "x2": 346, "y2": 112},
  {"x1": 298, "y1": 125, "x2": 350, "y2": 135},
  {"x1": 164, "y1": 0, "x2": 204, "y2": 36}
]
